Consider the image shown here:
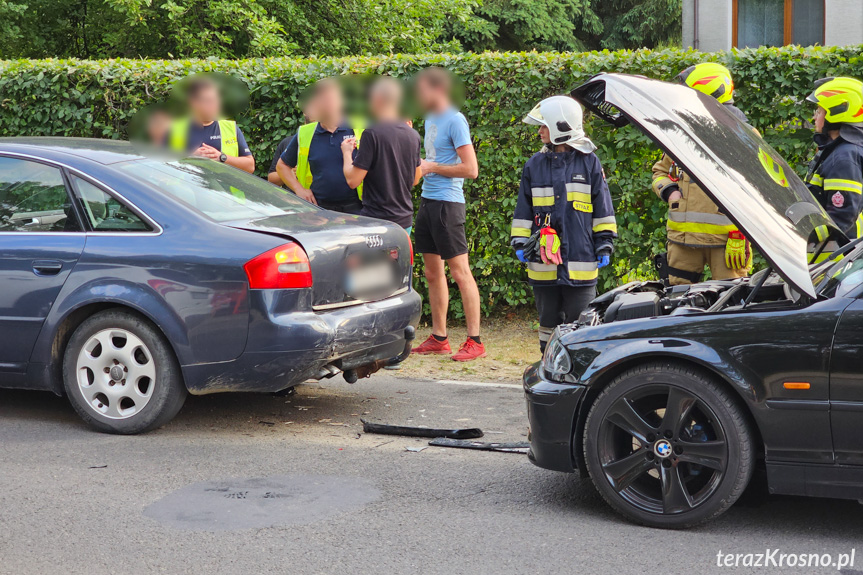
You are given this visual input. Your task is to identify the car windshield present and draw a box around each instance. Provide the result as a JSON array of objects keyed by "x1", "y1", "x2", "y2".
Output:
[{"x1": 117, "y1": 158, "x2": 317, "y2": 222}]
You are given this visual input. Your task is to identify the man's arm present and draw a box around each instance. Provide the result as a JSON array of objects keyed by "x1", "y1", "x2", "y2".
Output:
[
  {"x1": 267, "y1": 171, "x2": 284, "y2": 185},
  {"x1": 414, "y1": 166, "x2": 422, "y2": 186},
  {"x1": 420, "y1": 144, "x2": 478, "y2": 179},
  {"x1": 276, "y1": 158, "x2": 317, "y2": 205},
  {"x1": 652, "y1": 153, "x2": 680, "y2": 202},
  {"x1": 224, "y1": 154, "x2": 255, "y2": 173},
  {"x1": 340, "y1": 136, "x2": 367, "y2": 189}
]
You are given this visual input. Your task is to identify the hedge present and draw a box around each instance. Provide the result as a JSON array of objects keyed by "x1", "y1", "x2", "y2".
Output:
[{"x1": 2, "y1": 45, "x2": 862, "y2": 317}]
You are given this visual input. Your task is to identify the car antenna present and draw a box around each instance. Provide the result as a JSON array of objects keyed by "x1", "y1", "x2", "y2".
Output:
[{"x1": 741, "y1": 265, "x2": 772, "y2": 309}]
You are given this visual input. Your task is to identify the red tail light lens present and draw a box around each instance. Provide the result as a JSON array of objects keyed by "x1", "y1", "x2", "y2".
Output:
[
  {"x1": 244, "y1": 242, "x2": 312, "y2": 289},
  {"x1": 405, "y1": 229, "x2": 414, "y2": 265}
]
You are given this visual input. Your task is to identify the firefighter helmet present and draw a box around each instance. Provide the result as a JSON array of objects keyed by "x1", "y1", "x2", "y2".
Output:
[
  {"x1": 678, "y1": 62, "x2": 734, "y2": 104},
  {"x1": 807, "y1": 77, "x2": 863, "y2": 125},
  {"x1": 523, "y1": 95, "x2": 594, "y2": 152}
]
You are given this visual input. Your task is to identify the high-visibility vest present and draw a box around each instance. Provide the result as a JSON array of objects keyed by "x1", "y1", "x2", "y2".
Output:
[
  {"x1": 169, "y1": 119, "x2": 240, "y2": 157},
  {"x1": 296, "y1": 121, "x2": 364, "y2": 199}
]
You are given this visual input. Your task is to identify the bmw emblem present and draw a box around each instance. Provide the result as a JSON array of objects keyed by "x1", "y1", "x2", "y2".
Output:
[{"x1": 654, "y1": 439, "x2": 672, "y2": 459}]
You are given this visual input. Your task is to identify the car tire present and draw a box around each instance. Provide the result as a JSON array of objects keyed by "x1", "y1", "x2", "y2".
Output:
[
  {"x1": 583, "y1": 362, "x2": 754, "y2": 529},
  {"x1": 62, "y1": 309, "x2": 187, "y2": 434}
]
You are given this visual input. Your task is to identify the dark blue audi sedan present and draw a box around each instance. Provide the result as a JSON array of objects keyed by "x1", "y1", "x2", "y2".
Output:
[{"x1": 0, "y1": 138, "x2": 420, "y2": 434}]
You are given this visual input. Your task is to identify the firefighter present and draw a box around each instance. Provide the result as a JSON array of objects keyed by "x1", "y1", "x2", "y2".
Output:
[
  {"x1": 652, "y1": 62, "x2": 753, "y2": 284},
  {"x1": 804, "y1": 77, "x2": 863, "y2": 262},
  {"x1": 510, "y1": 96, "x2": 617, "y2": 352}
]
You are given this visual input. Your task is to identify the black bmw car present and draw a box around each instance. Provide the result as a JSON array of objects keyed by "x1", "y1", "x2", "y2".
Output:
[{"x1": 524, "y1": 74, "x2": 863, "y2": 528}]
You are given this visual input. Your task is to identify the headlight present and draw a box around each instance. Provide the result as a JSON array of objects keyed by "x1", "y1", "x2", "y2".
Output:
[{"x1": 542, "y1": 333, "x2": 572, "y2": 381}]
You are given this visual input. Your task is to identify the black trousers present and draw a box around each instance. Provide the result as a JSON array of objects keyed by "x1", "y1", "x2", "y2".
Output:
[{"x1": 533, "y1": 284, "x2": 596, "y2": 352}]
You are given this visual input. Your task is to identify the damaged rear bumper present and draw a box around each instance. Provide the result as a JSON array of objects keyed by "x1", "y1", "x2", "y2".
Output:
[{"x1": 182, "y1": 289, "x2": 422, "y2": 394}]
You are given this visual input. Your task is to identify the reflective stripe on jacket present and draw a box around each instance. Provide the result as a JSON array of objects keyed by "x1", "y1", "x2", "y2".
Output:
[
  {"x1": 169, "y1": 119, "x2": 239, "y2": 156},
  {"x1": 510, "y1": 147, "x2": 617, "y2": 287},
  {"x1": 652, "y1": 153, "x2": 737, "y2": 247},
  {"x1": 651, "y1": 103, "x2": 750, "y2": 248},
  {"x1": 805, "y1": 137, "x2": 863, "y2": 239},
  {"x1": 297, "y1": 121, "x2": 365, "y2": 199}
]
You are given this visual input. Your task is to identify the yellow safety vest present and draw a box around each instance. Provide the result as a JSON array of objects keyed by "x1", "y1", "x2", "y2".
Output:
[
  {"x1": 296, "y1": 121, "x2": 365, "y2": 199},
  {"x1": 169, "y1": 119, "x2": 240, "y2": 157}
]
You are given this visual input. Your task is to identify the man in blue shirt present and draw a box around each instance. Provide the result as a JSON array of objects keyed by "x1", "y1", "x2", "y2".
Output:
[
  {"x1": 275, "y1": 79, "x2": 362, "y2": 214},
  {"x1": 411, "y1": 67, "x2": 485, "y2": 361}
]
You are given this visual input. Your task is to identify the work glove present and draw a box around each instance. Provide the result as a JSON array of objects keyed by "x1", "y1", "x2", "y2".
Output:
[
  {"x1": 539, "y1": 227, "x2": 563, "y2": 265},
  {"x1": 515, "y1": 249, "x2": 528, "y2": 263},
  {"x1": 597, "y1": 254, "x2": 610, "y2": 269},
  {"x1": 725, "y1": 230, "x2": 752, "y2": 270}
]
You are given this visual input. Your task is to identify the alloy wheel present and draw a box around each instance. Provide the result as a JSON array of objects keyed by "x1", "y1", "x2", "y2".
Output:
[
  {"x1": 597, "y1": 384, "x2": 728, "y2": 515},
  {"x1": 76, "y1": 328, "x2": 156, "y2": 419}
]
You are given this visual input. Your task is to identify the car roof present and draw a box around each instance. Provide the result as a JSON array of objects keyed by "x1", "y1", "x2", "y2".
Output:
[{"x1": 0, "y1": 137, "x2": 148, "y2": 165}]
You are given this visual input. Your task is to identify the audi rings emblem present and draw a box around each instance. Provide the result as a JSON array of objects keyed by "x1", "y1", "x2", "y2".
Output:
[{"x1": 365, "y1": 235, "x2": 384, "y2": 248}]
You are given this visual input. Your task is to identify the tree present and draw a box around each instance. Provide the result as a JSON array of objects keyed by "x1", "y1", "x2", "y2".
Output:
[
  {"x1": 452, "y1": 0, "x2": 681, "y2": 53},
  {"x1": 0, "y1": 0, "x2": 477, "y2": 59}
]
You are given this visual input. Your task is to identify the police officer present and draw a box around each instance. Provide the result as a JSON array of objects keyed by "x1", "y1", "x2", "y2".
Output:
[
  {"x1": 510, "y1": 96, "x2": 617, "y2": 352},
  {"x1": 167, "y1": 77, "x2": 255, "y2": 174},
  {"x1": 804, "y1": 77, "x2": 863, "y2": 260},
  {"x1": 275, "y1": 78, "x2": 365, "y2": 214},
  {"x1": 652, "y1": 63, "x2": 753, "y2": 284}
]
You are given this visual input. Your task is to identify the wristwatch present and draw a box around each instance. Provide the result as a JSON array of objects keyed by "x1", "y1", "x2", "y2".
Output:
[{"x1": 219, "y1": 153, "x2": 227, "y2": 163}]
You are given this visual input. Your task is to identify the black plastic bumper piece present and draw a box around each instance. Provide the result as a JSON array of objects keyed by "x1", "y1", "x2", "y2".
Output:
[{"x1": 523, "y1": 362, "x2": 587, "y2": 473}]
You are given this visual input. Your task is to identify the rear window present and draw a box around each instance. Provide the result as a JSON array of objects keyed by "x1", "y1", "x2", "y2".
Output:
[{"x1": 117, "y1": 158, "x2": 318, "y2": 222}]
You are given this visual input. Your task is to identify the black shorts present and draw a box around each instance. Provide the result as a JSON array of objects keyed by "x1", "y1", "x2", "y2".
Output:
[{"x1": 414, "y1": 198, "x2": 468, "y2": 260}]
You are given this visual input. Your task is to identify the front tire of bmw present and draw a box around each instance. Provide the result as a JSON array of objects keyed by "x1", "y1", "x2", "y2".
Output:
[
  {"x1": 62, "y1": 309, "x2": 187, "y2": 434},
  {"x1": 583, "y1": 362, "x2": 754, "y2": 529}
]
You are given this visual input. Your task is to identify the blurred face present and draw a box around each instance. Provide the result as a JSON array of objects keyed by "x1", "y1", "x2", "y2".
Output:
[
  {"x1": 415, "y1": 77, "x2": 440, "y2": 112},
  {"x1": 814, "y1": 105, "x2": 827, "y2": 133},
  {"x1": 190, "y1": 86, "x2": 221, "y2": 122},
  {"x1": 316, "y1": 85, "x2": 344, "y2": 122},
  {"x1": 146, "y1": 111, "x2": 171, "y2": 145},
  {"x1": 538, "y1": 125, "x2": 551, "y2": 144}
]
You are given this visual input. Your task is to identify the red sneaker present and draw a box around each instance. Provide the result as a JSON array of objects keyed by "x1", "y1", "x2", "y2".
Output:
[
  {"x1": 412, "y1": 335, "x2": 452, "y2": 355},
  {"x1": 452, "y1": 338, "x2": 487, "y2": 362}
]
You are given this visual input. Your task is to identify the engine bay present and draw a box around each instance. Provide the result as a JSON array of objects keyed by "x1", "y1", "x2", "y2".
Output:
[{"x1": 576, "y1": 271, "x2": 801, "y2": 327}]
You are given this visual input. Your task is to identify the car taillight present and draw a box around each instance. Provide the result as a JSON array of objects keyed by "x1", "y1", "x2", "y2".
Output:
[
  {"x1": 244, "y1": 242, "x2": 312, "y2": 289},
  {"x1": 405, "y1": 229, "x2": 414, "y2": 265}
]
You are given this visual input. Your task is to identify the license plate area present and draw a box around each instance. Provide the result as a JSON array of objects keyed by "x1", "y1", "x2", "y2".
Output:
[{"x1": 344, "y1": 252, "x2": 399, "y2": 300}]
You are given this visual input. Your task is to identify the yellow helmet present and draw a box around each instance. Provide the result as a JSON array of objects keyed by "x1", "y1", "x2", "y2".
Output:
[
  {"x1": 806, "y1": 77, "x2": 863, "y2": 124},
  {"x1": 678, "y1": 62, "x2": 734, "y2": 104}
]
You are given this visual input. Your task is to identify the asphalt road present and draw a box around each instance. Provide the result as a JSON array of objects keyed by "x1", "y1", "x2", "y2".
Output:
[{"x1": 2, "y1": 373, "x2": 863, "y2": 575}]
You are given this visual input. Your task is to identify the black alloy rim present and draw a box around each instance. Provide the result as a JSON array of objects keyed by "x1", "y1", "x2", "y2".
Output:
[{"x1": 596, "y1": 384, "x2": 729, "y2": 515}]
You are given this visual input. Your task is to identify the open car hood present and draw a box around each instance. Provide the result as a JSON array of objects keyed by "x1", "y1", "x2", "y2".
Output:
[{"x1": 572, "y1": 73, "x2": 837, "y2": 298}]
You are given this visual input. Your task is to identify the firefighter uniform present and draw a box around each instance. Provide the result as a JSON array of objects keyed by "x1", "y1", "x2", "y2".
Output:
[
  {"x1": 805, "y1": 133, "x2": 863, "y2": 247},
  {"x1": 511, "y1": 146, "x2": 617, "y2": 348},
  {"x1": 653, "y1": 63, "x2": 753, "y2": 285},
  {"x1": 804, "y1": 77, "x2": 863, "y2": 262}
]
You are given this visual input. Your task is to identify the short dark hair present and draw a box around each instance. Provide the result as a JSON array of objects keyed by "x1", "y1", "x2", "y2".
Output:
[
  {"x1": 187, "y1": 77, "x2": 218, "y2": 100},
  {"x1": 417, "y1": 66, "x2": 452, "y2": 92}
]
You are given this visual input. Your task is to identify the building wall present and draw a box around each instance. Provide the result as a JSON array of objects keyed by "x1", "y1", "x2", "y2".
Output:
[
  {"x1": 824, "y1": 0, "x2": 863, "y2": 46},
  {"x1": 683, "y1": 0, "x2": 863, "y2": 52},
  {"x1": 682, "y1": 0, "x2": 733, "y2": 52}
]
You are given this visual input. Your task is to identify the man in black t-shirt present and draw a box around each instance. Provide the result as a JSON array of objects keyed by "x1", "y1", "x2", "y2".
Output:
[{"x1": 340, "y1": 77, "x2": 421, "y2": 230}]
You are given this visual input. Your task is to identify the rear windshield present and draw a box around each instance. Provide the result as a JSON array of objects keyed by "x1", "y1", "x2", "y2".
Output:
[{"x1": 117, "y1": 158, "x2": 318, "y2": 222}]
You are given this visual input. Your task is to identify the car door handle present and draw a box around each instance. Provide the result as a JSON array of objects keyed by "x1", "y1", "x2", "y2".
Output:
[{"x1": 32, "y1": 260, "x2": 63, "y2": 276}]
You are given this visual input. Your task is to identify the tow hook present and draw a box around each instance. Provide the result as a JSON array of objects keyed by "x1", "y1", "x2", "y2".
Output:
[{"x1": 387, "y1": 325, "x2": 416, "y2": 366}]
